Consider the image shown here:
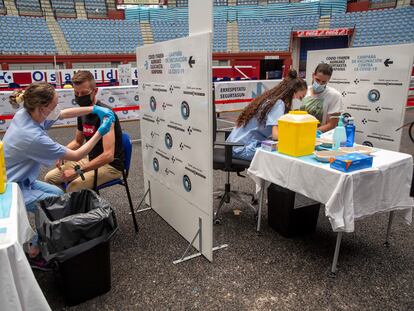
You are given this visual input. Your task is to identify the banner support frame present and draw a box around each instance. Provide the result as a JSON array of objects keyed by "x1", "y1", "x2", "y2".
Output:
[
  {"x1": 133, "y1": 180, "x2": 152, "y2": 214},
  {"x1": 173, "y1": 218, "x2": 229, "y2": 265}
]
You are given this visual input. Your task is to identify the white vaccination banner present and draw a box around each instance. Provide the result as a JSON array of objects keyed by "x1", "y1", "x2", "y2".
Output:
[
  {"x1": 306, "y1": 44, "x2": 414, "y2": 151},
  {"x1": 214, "y1": 79, "x2": 281, "y2": 112},
  {"x1": 137, "y1": 32, "x2": 214, "y2": 261}
]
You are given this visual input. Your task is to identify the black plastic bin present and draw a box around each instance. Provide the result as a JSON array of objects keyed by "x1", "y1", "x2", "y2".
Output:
[
  {"x1": 35, "y1": 190, "x2": 118, "y2": 306},
  {"x1": 57, "y1": 241, "x2": 111, "y2": 306},
  {"x1": 267, "y1": 183, "x2": 321, "y2": 238}
]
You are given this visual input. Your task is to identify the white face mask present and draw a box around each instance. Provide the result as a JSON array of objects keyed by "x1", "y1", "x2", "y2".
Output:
[{"x1": 44, "y1": 104, "x2": 61, "y2": 122}]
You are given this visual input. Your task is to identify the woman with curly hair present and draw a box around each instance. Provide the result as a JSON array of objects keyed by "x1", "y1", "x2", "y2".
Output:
[{"x1": 227, "y1": 69, "x2": 307, "y2": 160}]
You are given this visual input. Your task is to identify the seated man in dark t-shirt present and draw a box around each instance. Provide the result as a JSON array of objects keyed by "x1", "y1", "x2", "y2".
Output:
[{"x1": 45, "y1": 70, "x2": 124, "y2": 192}]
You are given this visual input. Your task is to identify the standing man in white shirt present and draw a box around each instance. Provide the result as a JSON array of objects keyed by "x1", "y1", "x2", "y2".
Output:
[{"x1": 294, "y1": 63, "x2": 343, "y2": 132}]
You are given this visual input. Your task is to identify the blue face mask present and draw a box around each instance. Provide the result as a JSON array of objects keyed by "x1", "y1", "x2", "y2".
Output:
[{"x1": 313, "y1": 81, "x2": 326, "y2": 94}]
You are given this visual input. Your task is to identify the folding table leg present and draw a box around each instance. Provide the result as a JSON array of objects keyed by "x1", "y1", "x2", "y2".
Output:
[
  {"x1": 330, "y1": 232, "x2": 343, "y2": 278},
  {"x1": 384, "y1": 211, "x2": 395, "y2": 247},
  {"x1": 256, "y1": 179, "x2": 265, "y2": 232}
]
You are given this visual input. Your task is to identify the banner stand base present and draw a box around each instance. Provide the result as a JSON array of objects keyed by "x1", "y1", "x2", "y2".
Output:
[
  {"x1": 173, "y1": 244, "x2": 228, "y2": 265},
  {"x1": 173, "y1": 218, "x2": 228, "y2": 264},
  {"x1": 131, "y1": 181, "x2": 152, "y2": 214}
]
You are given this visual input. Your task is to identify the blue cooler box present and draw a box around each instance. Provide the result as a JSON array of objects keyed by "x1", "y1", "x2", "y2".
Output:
[{"x1": 330, "y1": 153, "x2": 373, "y2": 173}]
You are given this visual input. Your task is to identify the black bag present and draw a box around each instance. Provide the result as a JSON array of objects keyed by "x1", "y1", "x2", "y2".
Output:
[
  {"x1": 35, "y1": 189, "x2": 118, "y2": 262},
  {"x1": 267, "y1": 184, "x2": 320, "y2": 238}
]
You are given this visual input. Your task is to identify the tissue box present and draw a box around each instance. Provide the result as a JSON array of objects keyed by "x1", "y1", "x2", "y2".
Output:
[
  {"x1": 261, "y1": 140, "x2": 277, "y2": 152},
  {"x1": 330, "y1": 153, "x2": 373, "y2": 173}
]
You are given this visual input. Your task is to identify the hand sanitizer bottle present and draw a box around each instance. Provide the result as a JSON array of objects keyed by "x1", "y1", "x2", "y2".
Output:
[{"x1": 333, "y1": 116, "x2": 347, "y2": 150}]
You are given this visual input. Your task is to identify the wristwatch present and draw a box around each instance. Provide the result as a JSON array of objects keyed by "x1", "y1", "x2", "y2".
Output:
[{"x1": 74, "y1": 165, "x2": 86, "y2": 181}]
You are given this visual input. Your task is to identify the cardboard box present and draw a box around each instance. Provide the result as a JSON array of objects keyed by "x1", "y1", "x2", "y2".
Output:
[
  {"x1": 261, "y1": 140, "x2": 277, "y2": 152},
  {"x1": 330, "y1": 153, "x2": 373, "y2": 173}
]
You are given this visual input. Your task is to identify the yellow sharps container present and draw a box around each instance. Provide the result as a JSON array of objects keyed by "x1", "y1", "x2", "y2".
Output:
[
  {"x1": 277, "y1": 111, "x2": 319, "y2": 157},
  {"x1": 0, "y1": 141, "x2": 6, "y2": 193}
]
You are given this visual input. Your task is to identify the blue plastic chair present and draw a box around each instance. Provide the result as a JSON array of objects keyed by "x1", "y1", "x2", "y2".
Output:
[{"x1": 93, "y1": 132, "x2": 139, "y2": 233}]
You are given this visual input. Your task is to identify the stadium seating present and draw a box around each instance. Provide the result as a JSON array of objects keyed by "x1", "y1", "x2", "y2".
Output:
[
  {"x1": 150, "y1": 19, "x2": 227, "y2": 52},
  {"x1": 15, "y1": 0, "x2": 42, "y2": 15},
  {"x1": 213, "y1": 19, "x2": 228, "y2": 52},
  {"x1": 238, "y1": 15, "x2": 319, "y2": 51},
  {"x1": 268, "y1": 0, "x2": 289, "y2": 3},
  {"x1": 237, "y1": 0, "x2": 258, "y2": 5},
  {"x1": 214, "y1": 0, "x2": 228, "y2": 6},
  {"x1": 175, "y1": 0, "x2": 188, "y2": 7},
  {"x1": 149, "y1": 15, "x2": 228, "y2": 52},
  {"x1": 319, "y1": 0, "x2": 348, "y2": 16},
  {"x1": 330, "y1": 7, "x2": 414, "y2": 47},
  {"x1": 130, "y1": 6, "x2": 188, "y2": 22},
  {"x1": 0, "y1": 16, "x2": 56, "y2": 55},
  {"x1": 126, "y1": 2, "x2": 337, "y2": 52},
  {"x1": 59, "y1": 19, "x2": 143, "y2": 54},
  {"x1": 126, "y1": 2, "x2": 347, "y2": 22},
  {"x1": 50, "y1": 0, "x2": 76, "y2": 16},
  {"x1": 150, "y1": 20, "x2": 188, "y2": 42},
  {"x1": 84, "y1": 0, "x2": 107, "y2": 17},
  {"x1": 0, "y1": 2, "x2": 413, "y2": 56},
  {"x1": 369, "y1": 0, "x2": 396, "y2": 8}
]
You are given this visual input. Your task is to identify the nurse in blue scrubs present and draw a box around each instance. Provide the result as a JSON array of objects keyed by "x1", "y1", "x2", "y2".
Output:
[
  {"x1": 3, "y1": 82, "x2": 114, "y2": 262},
  {"x1": 227, "y1": 70, "x2": 308, "y2": 160}
]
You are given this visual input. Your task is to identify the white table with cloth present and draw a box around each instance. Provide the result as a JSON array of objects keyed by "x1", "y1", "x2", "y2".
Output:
[
  {"x1": 247, "y1": 148, "x2": 414, "y2": 276},
  {"x1": 0, "y1": 182, "x2": 51, "y2": 311}
]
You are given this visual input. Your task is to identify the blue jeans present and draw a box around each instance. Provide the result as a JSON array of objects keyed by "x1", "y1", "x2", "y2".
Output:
[
  {"x1": 25, "y1": 180, "x2": 64, "y2": 212},
  {"x1": 25, "y1": 180, "x2": 64, "y2": 246}
]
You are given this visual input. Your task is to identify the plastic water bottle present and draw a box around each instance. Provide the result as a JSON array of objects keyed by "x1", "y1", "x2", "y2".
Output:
[{"x1": 345, "y1": 117, "x2": 355, "y2": 147}]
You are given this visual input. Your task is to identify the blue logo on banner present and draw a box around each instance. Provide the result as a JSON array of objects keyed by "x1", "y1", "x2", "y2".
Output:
[
  {"x1": 181, "y1": 101, "x2": 190, "y2": 120},
  {"x1": 0, "y1": 72, "x2": 13, "y2": 83},
  {"x1": 342, "y1": 112, "x2": 352, "y2": 124},
  {"x1": 165, "y1": 133, "x2": 173, "y2": 149},
  {"x1": 150, "y1": 96, "x2": 157, "y2": 112},
  {"x1": 368, "y1": 89, "x2": 380, "y2": 102},
  {"x1": 183, "y1": 175, "x2": 191, "y2": 192},
  {"x1": 153, "y1": 157, "x2": 159, "y2": 172}
]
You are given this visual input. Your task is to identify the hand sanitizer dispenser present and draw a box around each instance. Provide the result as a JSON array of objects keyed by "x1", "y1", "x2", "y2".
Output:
[{"x1": 332, "y1": 116, "x2": 347, "y2": 150}]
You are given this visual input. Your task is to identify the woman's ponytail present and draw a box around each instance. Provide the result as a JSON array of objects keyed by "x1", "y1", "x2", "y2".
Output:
[
  {"x1": 9, "y1": 90, "x2": 25, "y2": 109},
  {"x1": 8, "y1": 83, "x2": 55, "y2": 112}
]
